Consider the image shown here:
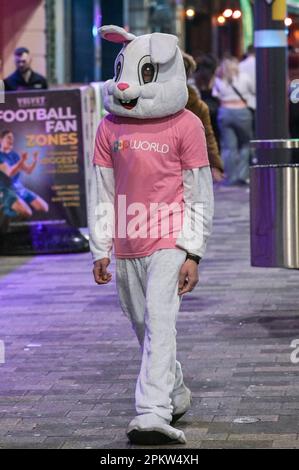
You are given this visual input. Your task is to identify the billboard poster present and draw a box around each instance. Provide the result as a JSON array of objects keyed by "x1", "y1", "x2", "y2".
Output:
[
  {"x1": 0, "y1": 88, "x2": 88, "y2": 235},
  {"x1": 86, "y1": 82, "x2": 106, "y2": 208}
]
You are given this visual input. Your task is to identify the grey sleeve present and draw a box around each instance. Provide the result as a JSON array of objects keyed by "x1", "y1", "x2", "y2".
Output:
[
  {"x1": 175, "y1": 166, "x2": 214, "y2": 258},
  {"x1": 87, "y1": 165, "x2": 115, "y2": 263}
]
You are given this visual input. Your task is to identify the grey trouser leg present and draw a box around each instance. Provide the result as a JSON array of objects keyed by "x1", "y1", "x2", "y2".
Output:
[
  {"x1": 233, "y1": 108, "x2": 253, "y2": 182},
  {"x1": 116, "y1": 248, "x2": 186, "y2": 422},
  {"x1": 218, "y1": 107, "x2": 252, "y2": 184}
]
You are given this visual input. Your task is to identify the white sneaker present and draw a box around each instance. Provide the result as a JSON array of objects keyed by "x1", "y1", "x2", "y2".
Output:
[{"x1": 127, "y1": 414, "x2": 186, "y2": 445}]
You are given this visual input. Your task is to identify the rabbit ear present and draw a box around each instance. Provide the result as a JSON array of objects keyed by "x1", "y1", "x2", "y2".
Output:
[
  {"x1": 99, "y1": 25, "x2": 136, "y2": 43},
  {"x1": 150, "y1": 33, "x2": 178, "y2": 64}
]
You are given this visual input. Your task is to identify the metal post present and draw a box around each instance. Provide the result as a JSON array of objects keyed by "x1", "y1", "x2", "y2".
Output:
[
  {"x1": 254, "y1": 0, "x2": 289, "y2": 164},
  {"x1": 64, "y1": 0, "x2": 72, "y2": 84},
  {"x1": 93, "y1": 0, "x2": 102, "y2": 82}
]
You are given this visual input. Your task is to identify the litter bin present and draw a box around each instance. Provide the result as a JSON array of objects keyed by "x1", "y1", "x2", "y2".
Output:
[{"x1": 250, "y1": 139, "x2": 299, "y2": 269}]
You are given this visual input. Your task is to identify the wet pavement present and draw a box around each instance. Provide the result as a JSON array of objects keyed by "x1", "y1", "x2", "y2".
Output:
[{"x1": 0, "y1": 185, "x2": 299, "y2": 449}]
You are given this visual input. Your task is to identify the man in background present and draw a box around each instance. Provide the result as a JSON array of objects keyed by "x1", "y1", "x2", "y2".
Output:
[{"x1": 4, "y1": 47, "x2": 48, "y2": 91}]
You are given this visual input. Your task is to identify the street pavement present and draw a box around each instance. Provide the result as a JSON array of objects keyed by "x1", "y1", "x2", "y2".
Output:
[{"x1": 0, "y1": 185, "x2": 299, "y2": 449}]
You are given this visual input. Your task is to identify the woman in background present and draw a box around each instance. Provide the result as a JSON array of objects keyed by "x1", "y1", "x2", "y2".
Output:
[
  {"x1": 182, "y1": 52, "x2": 224, "y2": 182},
  {"x1": 212, "y1": 58, "x2": 254, "y2": 186},
  {"x1": 195, "y1": 54, "x2": 220, "y2": 146}
]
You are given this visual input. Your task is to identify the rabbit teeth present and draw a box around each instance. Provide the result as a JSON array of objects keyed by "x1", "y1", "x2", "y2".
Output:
[{"x1": 119, "y1": 98, "x2": 138, "y2": 109}]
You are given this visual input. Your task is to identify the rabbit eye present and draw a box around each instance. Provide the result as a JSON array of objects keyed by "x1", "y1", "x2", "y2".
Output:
[
  {"x1": 141, "y1": 63, "x2": 155, "y2": 84},
  {"x1": 115, "y1": 62, "x2": 122, "y2": 81},
  {"x1": 114, "y1": 54, "x2": 124, "y2": 82},
  {"x1": 138, "y1": 55, "x2": 158, "y2": 85}
]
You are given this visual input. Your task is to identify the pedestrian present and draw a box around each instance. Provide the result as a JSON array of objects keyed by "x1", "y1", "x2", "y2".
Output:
[
  {"x1": 4, "y1": 47, "x2": 48, "y2": 91},
  {"x1": 194, "y1": 54, "x2": 220, "y2": 146},
  {"x1": 212, "y1": 57, "x2": 254, "y2": 186},
  {"x1": 182, "y1": 51, "x2": 224, "y2": 182},
  {"x1": 239, "y1": 45, "x2": 256, "y2": 118},
  {"x1": 88, "y1": 25, "x2": 214, "y2": 445}
]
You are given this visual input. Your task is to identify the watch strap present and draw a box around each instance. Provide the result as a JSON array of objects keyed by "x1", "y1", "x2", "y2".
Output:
[{"x1": 185, "y1": 252, "x2": 201, "y2": 264}]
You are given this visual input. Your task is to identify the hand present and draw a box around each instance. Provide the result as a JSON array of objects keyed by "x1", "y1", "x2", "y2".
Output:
[
  {"x1": 178, "y1": 259, "x2": 199, "y2": 295},
  {"x1": 20, "y1": 152, "x2": 28, "y2": 162},
  {"x1": 212, "y1": 167, "x2": 224, "y2": 182},
  {"x1": 93, "y1": 258, "x2": 112, "y2": 285}
]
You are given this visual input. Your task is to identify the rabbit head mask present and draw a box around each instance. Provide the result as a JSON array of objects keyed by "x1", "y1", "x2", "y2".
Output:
[{"x1": 99, "y1": 25, "x2": 188, "y2": 119}]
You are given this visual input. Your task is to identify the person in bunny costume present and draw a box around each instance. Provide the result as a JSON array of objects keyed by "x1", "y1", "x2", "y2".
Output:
[{"x1": 88, "y1": 25, "x2": 214, "y2": 445}]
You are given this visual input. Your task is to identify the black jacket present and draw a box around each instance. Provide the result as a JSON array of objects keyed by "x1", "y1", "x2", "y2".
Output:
[{"x1": 4, "y1": 70, "x2": 48, "y2": 91}]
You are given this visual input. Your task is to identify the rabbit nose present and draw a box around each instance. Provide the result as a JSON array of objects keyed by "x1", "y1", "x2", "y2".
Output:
[{"x1": 117, "y1": 82, "x2": 129, "y2": 91}]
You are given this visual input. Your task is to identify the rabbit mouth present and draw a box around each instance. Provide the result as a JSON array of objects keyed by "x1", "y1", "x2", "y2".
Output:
[{"x1": 119, "y1": 98, "x2": 138, "y2": 110}]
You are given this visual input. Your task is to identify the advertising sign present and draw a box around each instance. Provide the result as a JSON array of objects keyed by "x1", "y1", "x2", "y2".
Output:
[{"x1": 0, "y1": 88, "x2": 92, "y2": 254}]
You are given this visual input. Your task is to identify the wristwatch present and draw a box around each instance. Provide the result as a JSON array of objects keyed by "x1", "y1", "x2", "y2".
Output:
[{"x1": 185, "y1": 252, "x2": 201, "y2": 264}]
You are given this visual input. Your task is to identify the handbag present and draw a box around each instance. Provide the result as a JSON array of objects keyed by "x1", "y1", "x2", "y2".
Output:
[{"x1": 229, "y1": 82, "x2": 255, "y2": 118}]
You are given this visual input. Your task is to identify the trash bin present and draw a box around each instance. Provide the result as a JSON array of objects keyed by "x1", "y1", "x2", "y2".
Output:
[{"x1": 250, "y1": 140, "x2": 299, "y2": 269}]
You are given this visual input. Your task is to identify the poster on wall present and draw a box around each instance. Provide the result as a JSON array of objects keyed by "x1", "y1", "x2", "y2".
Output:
[
  {"x1": 86, "y1": 82, "x2": 106, "y2": 207},
  {"x1": 0, "y1": 88, "x2": 91, "y2": 253}
]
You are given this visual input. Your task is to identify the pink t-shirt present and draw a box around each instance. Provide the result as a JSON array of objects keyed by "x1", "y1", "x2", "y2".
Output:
[{"x1": 93, "y1": 109, "x2": 209, "y2": 259}]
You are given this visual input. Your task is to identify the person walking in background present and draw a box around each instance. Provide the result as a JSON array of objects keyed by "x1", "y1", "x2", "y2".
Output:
[
  {"x1": 212, "y1": 58, "x2": 254, "y2": 186},
  {"x1": 239, "y1": 45, "x2": 256, "y2": 118},
  {"x1": 4, "y1": 47, "x2": 48, "y2": 91},
  {"x1": 194, "y1": 54, "x2": 220, "y2": 146},
  {"x1": 182, "y1": 52, "x2": 224, "y2": 182}
]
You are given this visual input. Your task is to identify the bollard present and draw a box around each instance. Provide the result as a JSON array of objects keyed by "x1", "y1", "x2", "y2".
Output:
[{"x1": 250, "y1": 140, "x2": 299, "y2": 268}]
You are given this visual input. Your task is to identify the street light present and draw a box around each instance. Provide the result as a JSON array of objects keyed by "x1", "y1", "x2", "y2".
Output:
[
  {"x1": 217, "y1": 15, "x2": 226, "y2": 25},
  {"x1": 223, "y1": 9, "x2": 233, "y2": 18},
  {"x1": 232, "y1": 10, "x2": 242, "y2": 19},
  {"x1": 186, "y1": 7, "x2": 195, "y2": 18},
  {"x1": 285, "y1": 17, "x2": 293, "y2": 27}
]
